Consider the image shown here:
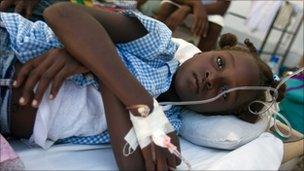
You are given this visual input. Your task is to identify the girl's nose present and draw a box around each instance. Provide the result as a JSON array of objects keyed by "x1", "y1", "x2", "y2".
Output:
[
  {"x1": 205, "y1": 71, "x2": 220, "y2": 90},
  {"x1": 205, "y1": 71, "x2": 212, "y2": 89}
]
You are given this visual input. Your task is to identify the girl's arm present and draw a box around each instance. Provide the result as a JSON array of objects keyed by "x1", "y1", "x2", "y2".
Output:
[
  {"x1": 100, "y1": 82, "x2": 179, "y2": 170},
  {"x1": 43, "y1": 2, "x2": 179, "y2": 170},
  {"x1": 43, "y1": 2, "x2": 154, "y2": 110}
]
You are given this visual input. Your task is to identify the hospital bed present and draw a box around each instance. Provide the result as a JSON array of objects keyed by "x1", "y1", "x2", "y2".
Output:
[
  {"x1": 6, "y1": 39, "x2": 304, "y2": 170},
  {"x1": 9, "y1": 133, "x2": 282, "y2": 170},
  {"x1": 7, "y1": 120, "x2": 303, "y2": 170}
]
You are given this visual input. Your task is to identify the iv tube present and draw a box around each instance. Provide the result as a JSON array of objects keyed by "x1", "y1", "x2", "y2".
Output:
[
  {"x1": 159, "y1": 86, "x2": 278, "y2": 106},
  {"x1": 159, "y1": 67, "x2": 304, "y2": 138},
  {"x1": 159, "y1": 68, "x2": 303, "y2": 107}
]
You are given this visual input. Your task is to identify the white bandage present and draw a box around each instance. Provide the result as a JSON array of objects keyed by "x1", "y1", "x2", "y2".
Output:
[
  {"x1": 123, "y1": 100, "x2": 192, "y2": 170},
  {"x1": 125, "y1": 99, "x2": 175, "y2": 152}
]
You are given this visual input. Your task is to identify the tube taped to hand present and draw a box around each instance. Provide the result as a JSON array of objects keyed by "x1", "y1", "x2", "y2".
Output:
[{"x1": 125, "y1": 99, "x2": 175, "y2": 150}]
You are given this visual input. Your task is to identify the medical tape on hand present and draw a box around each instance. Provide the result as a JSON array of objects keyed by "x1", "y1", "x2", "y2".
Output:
[{"x1": 124, "y1": 99, "x2": 175, "y2": 154}]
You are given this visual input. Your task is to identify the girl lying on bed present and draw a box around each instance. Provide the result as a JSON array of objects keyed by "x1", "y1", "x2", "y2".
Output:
[{"x1": 0, "y1": 2, "x2": 285, "y2": 170}]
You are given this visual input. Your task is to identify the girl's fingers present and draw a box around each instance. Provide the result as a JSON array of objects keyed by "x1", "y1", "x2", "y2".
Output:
[
  {"x1": 19, "y1": 68, "x2": 42, "y2": 105},
  {"x1": 167, "y1": 153, "x2": 177, "y2": 170},
  {"x1": 18, "y1": 87, "x2": 35, "y2": 108},
  {"x1": 156, "y1": 146, "x2": 168, "y2": 171},
  {"x1": 142, "y1": 144, "x2": 156, "y2": 171},
  {"x1": 14, "y1": 56, "x2": 44, "y2": 88},
  {"x1": 14, "y1": 62, "x2": 35, "y2": 88},
  {"x1": 49, "y1": 66, "x2": 71, "y2": 100},
  {"x1": 19, "y1": 56, "x2": 53, "y2": 105},
  {"x1": 145, "y1": 156, "x2": 155, "y2": 171},
  {"x1": 33, "y1": 62, "x2": 64, "y2": 107}
]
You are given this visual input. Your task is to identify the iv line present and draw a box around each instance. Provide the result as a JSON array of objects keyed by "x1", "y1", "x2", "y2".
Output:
[
  {"x1": 159, "y1": 68, "x2": 303, "y2": 106},
  {"x1": 159, "y1": 67, "x2": 304, "y2": 139},
  {"x1": 159, "y1": 86, "x2": 278, "y2": 106}
]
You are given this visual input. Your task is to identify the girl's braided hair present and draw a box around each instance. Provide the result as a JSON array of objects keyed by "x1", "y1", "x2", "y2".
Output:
[{"x1": 218, "y1": 33, "x2": 286, "y2": 123}]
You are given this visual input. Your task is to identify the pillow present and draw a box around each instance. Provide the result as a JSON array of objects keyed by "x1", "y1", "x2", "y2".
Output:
[{"x1": 179, "y1": 110, "x2": 269, "y2": 150}]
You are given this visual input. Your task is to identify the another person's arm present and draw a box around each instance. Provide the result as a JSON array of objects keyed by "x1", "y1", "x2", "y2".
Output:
[
  {"x1": 157, "y1": 4, "x2": 191, "y2": 32},
  {"x1": 172, "y1": 0, "x2": 230, "y2": 15},
  {"x1": 136, "y1": 0, "x2": 147, "y2": 9},
  {"x1": 0, "y1": 0, "x2": 40, "y2": 18},
  {"x1": 170, "y1": 0, "x2": 230, "y2": 36}
]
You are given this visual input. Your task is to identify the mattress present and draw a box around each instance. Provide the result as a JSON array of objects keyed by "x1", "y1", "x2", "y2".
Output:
[{"x1": 9, "y1": 132, "x2": 283, "y2": 170}]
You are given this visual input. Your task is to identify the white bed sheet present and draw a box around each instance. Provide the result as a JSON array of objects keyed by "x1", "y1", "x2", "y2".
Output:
[{"x1": 9, "y1": 132, "x2": 283, "y2": 170}]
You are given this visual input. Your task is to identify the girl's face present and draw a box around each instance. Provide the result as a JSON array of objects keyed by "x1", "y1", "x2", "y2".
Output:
[{"x1": 174, "y1": 50, "x2": 260, "y2": 114}]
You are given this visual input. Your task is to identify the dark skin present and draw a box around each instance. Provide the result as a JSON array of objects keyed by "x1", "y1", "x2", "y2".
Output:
[
  {"x1": 9, "y1": 2, "x2": 259, "y2": 170},
  {"x1": 164, "y1": 0, "x2": 231, "y2": 36},
  {"x1": 0, "y1": 0, "x2": 40, "y2": 18},
  {"x1": 173, "y1": 51, "x2": 260, "y2": 114},
  {"x1": 0, "y1": 0, "x2": 145, "y2": 18},
  {"x1": 11, "y1": 2, "x2": 179, "y2": 170},
  {"x1": 10, "y1": 48, "x2": 261, "y2": 169},
  {"x1": 11, "y1": 49, "x2": 260, "y2": 131},
  {"x1": 155, "y1": 0, "x2": 230, "y2": 51}
]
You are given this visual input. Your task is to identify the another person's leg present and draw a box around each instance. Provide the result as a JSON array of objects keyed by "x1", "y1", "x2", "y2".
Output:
[
  {"x1": 155, "y1": 2, "x2": 178, "y2": 23},
  {"x1": 1, "y1": 0, "x2": 67, "y2": 21},
  {"x1": 139, "y1": 0, "x2": 162, "y2": 18},
  {"x1": 197, "y1": 22, "x2": 222, "y2": 52}
]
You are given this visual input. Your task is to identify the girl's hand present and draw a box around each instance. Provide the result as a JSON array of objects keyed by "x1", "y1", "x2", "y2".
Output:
[
  {"x1": 191, "y1": 3, "x2": 209, "y2": 37},
  {"x1": 141, "y1": 132, "x2": 181, "y2": 170},
  {"x1": 14, "y1": 48, "x2": 89, "y2": 107},
  {"x1": 0, "y1": 0, "x2": 40, "y2": 18},
  {"x1": 165, "y1": 5, "x2": 191, "y2": 31}
]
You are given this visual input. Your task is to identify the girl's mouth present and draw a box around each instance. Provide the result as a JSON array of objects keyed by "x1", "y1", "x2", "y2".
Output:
[{"x1": 194, "y1": 72, "x2": 206, "y2": 95}]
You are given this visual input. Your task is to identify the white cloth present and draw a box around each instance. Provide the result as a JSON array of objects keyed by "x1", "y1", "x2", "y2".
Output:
[
  {"x1": 10, "y1": 133, "x2": 283, "y2": 170},
  {"x1": 30, "y1": 38, "x2": 195, "y2": 149},
  {"x1": 246, "y1": 1, "x2": 283, "y2": 33},
  {"x1": 30, "y1": 81, "x2": 107, "y2": 149},
  {"x1": 207, "y1": 133, "x2": 283, "y2": 170},
  {"x1": 172, "y1": 38, "x2": 201, "y2": 64},
  {"x1": 127, "y1": 99, "x2": 175, "y2": 149}
]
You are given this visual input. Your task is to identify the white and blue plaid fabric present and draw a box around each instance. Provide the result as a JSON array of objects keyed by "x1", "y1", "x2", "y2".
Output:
[{"x1": 0, "y1": 11, "x2": 182, "y2": 144}]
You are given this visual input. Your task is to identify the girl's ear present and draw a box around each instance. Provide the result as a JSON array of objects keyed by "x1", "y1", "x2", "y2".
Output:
[{"x1": 235, "y1": 106, "x2": 259, "y2": 123}]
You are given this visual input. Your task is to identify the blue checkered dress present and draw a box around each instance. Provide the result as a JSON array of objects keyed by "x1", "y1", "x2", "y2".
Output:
[{"x1": 0, "y1": 11, "x2": 183, "y2": 145}]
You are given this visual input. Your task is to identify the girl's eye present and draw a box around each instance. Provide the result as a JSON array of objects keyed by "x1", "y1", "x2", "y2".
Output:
[
  {"x1": 216, "y1": 56, "x2": 225, "y2": 69},
  {"x1": 221, "y1": 86, "x2": 229, "y2": 100}
]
